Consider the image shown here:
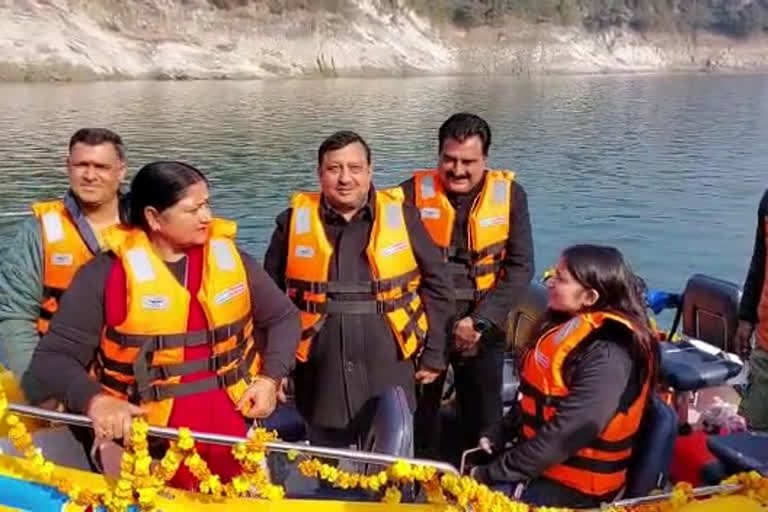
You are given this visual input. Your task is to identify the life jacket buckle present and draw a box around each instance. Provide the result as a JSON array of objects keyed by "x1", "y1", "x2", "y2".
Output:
[
  {"x1": 147, "y1": 385, "x2": 163, "y2": 402},
  {"x1": 151, "y1": 334, "x2": 167, "y2": 351},
  {"x1": 309, "y1": 281, "x2": 327, "y2": 294},
  {"x1": 215, "y1": 323, "x2": 234, "y2": 344},
  {"x1": 155, "y1": 363, "x2": 172, "y2": 381},
  {"x1": 304, "y1": 300, "x2": 322, "y2": 314}
]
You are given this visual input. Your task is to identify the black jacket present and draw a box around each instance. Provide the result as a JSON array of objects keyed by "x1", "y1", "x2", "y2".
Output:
[
  {"x1": 475, "y1": 326, "x2": 641, "y2": 493},
  {"x1": 263, "y1": 187, "x2": 455, "y2": 430}
]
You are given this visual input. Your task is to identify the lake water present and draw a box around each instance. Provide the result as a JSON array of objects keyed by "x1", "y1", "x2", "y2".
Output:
[{"x1": 0, "y1": 74, "x2": 766, "y2": 298}]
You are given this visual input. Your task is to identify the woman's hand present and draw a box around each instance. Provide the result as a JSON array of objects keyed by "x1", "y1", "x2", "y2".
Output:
[
  {"x1": 237, "y1": 376, "x2": 278, "y2": 418},
  {"x1": 86, "y1": 394, "x2": 147, "y2": 440},
  {"x1": 479, "y1": 436, "x2": 494, "y2": 454}
]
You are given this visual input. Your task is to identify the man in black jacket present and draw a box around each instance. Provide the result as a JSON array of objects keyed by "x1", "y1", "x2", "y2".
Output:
[
  {"x1": 264, "y1": 131, "x2": 455, "y2": 449},
  {"x1": 400, "y1": 113, "x2": 535, "y2": 459}
]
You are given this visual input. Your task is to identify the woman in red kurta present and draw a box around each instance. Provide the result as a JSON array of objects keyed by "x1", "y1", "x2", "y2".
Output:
[{"x1": 26, "y1": 161, "x2": 301, "y2": 489}]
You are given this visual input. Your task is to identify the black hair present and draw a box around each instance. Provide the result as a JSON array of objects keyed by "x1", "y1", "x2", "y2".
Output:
[
  {"x1": 68, "y1": 128, "x2": 125, "y2": 160},
  {"x1": 318, "y1": 130, "x2": 371, "y2": 165},
  {"x1": 438, "y1": 113, "x2": 491, "y2": 156},
  {"x1": 536, "y1": 244, "x2": 659, "y2": 384},
  {"x1": 129, "y1": 161, "x2": 208, "y2": 230}
]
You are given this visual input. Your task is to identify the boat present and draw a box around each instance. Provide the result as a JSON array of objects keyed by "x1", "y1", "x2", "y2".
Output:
[{"x1": 1, "y1": 272, "x2": 768, "y2": 511}]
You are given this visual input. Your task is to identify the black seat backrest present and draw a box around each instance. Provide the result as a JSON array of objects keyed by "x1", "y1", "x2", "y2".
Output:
[
  {"x1": 506, "y1": 283, "x2": 548, "y2": 352},
  {"x1": 362, "y1": 386, "x2": 413, "y2": 472},
  {"x1": 681, "y1": 274, "x2": 741, "y2": 352},
  {"x1": 624, "y1": 394, "x2": 677, "y2": 498}
]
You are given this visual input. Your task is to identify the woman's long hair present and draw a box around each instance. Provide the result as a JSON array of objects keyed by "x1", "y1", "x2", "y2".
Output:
[{"x1": 534, "y1": 244, "x2": 659, "y2": 383}]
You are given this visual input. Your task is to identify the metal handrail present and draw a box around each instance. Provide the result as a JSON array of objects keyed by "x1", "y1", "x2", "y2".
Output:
[
  {"x1": 608, "y1": 483, "x2": 744, "y2": 508},
  {"x1": 6, "y1": 403, "x2": 460, "y2": 476},
  {"x1": 7, "y1": 403, "x2": 756, "y2": 506}
]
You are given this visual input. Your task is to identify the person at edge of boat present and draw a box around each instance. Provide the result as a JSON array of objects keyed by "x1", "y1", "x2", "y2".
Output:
[
  {"x1": 734, "y1": 189, "x2": 768, "y2": 430},
  {"x1": 22, "y1": 161, "x2": 301, "y2": 490},
  {"x1": 470, "y1": 244, "x2": 659, "y2": 509},
  {"x1": 399, "y1": 112, "x2": 534, "y2": 460},
  {"x1": 0, "y1": 128, "x2": 129, "y2": 389},
  {"x1": 263, "y1": 130, "x2": 455, "y2": 451}
]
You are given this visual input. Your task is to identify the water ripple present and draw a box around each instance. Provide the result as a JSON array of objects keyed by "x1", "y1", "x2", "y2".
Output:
[{"x1": 0, "y1": 75, "x2": 767, "y2": 291}]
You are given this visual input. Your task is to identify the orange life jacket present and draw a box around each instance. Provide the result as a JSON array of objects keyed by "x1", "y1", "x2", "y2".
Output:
[
  {"x1": 31, "y1": 200, "x2": 94, "y2": 335},
  {"x1": 412, "y1": 169, "x2": 514, "y2": 301},
  {"x1": 94, "y1": 219, "x2": 261, "y2": 426},
  {"x1": 519, "y1": 311, "x2": 650, "y2": 497},
  {"x1": 285, "y1": 188, "x2": 428, "y2": 363},
  {"x1": 756, "y1": 218, "x2": 768, "y2": 350}
]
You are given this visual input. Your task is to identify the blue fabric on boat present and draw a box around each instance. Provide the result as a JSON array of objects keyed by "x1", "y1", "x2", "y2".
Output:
[{"x1": 0, "y1": 473, "x2": 70, "y2": 511}]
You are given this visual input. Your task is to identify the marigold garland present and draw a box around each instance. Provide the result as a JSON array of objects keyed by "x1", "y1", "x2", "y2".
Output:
[{"x1": 2, "y1": 377, "x2": 768, "y2": 512}]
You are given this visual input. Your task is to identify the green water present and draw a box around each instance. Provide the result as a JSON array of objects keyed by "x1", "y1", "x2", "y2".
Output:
[{"x1": 0, "y1": 74, "x2": 766, "y2": 296}]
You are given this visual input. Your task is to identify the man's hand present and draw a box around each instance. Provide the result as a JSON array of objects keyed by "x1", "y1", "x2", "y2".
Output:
[
  {"x1": 414, "y1": 367, "x2": 442, "y2": 385},
  {"x1": 237, "y1": 377, "x2": 278, "y2": 419},
  {"x1": 734, "y1": 320, "x2": 756, "y2": 360},
  {"x1": 454, "y1": 316, "x2": 482, "y2": 353}
]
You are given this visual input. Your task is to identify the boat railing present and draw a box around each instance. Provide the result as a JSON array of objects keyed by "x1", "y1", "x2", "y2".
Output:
[
  {"x1": 607, "y1": 483, "x2": 743, "y2": 509},
  {"x1": 5, "y1": 402, "x2": 460, "y2": 476},
  {"x1": 4, "y1": 403, "x2": 755, "y2": 508}
]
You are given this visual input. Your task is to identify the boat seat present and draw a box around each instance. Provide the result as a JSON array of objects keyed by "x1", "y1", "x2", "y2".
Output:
[
  {"x1": 680, "y1": 274, "x2": 741, "y2": 352},
  {"x1": 259, "y1": 401, "x2": 306, "y2": 442},
  {"x1": 501, "y1": 355, "x2": 519, "y2": 407},
  {"x1": 624, "y1": 394, "x2": 678, "y2": 498},
  {"x1": 288, "y1": 386, "x2": 413, "y2": 501},
  {"x1": 659, "y1": 341, "x2": 742, "y2": 392},
  {"x1": 707, "y1": 431, "x2": 768, "y2": 474},
  {"x1": 506, "y1": 282, "x2": 547, "y2": 352},
  {"x1": 362, "y1": 385, "x2": 413, "y2": 460},
  {"x1": 501, "y1": 283, "x2": 546, "y2": 406}
]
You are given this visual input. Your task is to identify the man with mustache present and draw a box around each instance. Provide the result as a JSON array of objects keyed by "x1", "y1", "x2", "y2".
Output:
[
  {"x1": 0, "y1": 128, "x2": 128, "y2": 470},
  {"x1": 399, "y1": 113, "x2": 534, "y2": 459},
  {"x1": 0, "y1": 128, "x2": 129, "y2": 387},
  {"x1": 264, "y1": 130, "x2": 454, "y2": 450}
]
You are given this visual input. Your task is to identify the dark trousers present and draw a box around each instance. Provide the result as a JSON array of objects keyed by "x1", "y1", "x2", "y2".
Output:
[{"x1": 415, "y1": 334, "x2": 505, "y2": 462}]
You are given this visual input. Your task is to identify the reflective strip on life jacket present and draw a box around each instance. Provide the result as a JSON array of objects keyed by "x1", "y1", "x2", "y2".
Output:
[
  {"x1": 519, "y1": 311, "x2": 651, "y2": 497},
  {"x1": 285, "y1": 189, "x2": 428, "y2": 362},
  {"x1": 95, "y1": 219, "x2": 261, "y2": 426},
  {"x1": 412, "y1": 169, "x2": 513, "y2": 301},
  {"x1": 31, "y1": 200, "x2": 94, "y2": 335}
]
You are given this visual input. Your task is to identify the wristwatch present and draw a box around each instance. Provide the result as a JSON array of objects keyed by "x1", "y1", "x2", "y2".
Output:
[{"x1": 472, "y1": 317, "x2": 492, "y2": 336}]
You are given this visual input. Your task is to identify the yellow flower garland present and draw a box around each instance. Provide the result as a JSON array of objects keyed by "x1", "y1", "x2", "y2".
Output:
[{"x1": 2, "y1": 377, "x2": 768, "y2": 512}]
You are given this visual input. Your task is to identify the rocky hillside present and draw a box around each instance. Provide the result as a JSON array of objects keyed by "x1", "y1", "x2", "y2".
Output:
[{"x1": 1, "y1": 0, "x2": 767, "y2": 80}]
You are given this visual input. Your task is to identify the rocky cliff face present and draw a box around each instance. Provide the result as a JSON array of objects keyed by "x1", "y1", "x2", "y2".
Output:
[{"x1": 1, "y1": 0, "x2": 766, "y2": 81}]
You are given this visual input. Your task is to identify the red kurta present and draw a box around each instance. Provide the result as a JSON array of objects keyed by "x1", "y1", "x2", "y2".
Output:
[{"x1": 104, "y1": 246, "x2": 247, "y2": 489}]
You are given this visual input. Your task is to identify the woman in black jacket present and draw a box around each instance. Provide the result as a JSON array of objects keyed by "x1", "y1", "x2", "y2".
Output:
[{"x1": 472, "y1": 244, "x2": 659, "y2": 509}]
